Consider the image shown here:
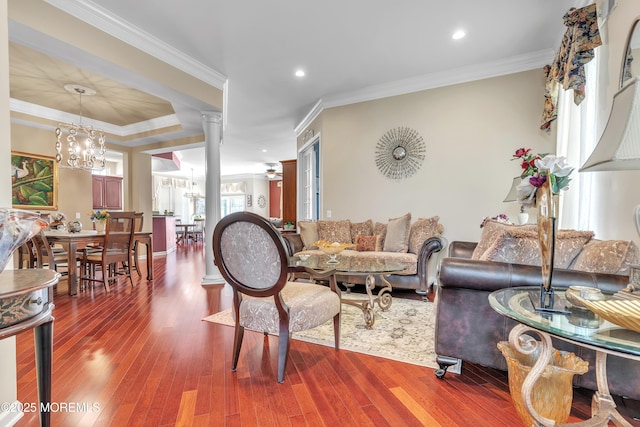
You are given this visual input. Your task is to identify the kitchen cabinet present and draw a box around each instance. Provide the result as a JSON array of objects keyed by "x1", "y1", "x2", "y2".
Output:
[{"x1": 92, "y1": 175, "x2": 123, "y2": 210}]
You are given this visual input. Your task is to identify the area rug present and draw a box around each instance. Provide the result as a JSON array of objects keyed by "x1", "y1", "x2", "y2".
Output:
[{"x1": 202, "y1": 297, "x2": 437, "y2": 368}]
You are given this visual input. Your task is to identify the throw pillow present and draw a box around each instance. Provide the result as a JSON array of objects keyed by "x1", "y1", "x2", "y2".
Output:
[
  {"x1": 480, "y1": 229, "x2": 594, "y2": 268},
  {"x1": 298, "y1": 221, "x2": 319, "y2": 249},
  {"x1": 317, "y1": 219, "x2": 352, "y2": 244},
  {"x1": 571, "y1": 240, "x2": 640, "y2": 275},
  {"x1": 355, "y1": 235, "x2": 381, "y2": 252},
  {"x1": 383, "y1": 213, "x2": 411, "y2": 253},
  {"x1": 373, "y1": 222, "x2": 387, "y2": 249},
  {"x1": 350, "y1": 219, "x2": 373, "y2": 243},
  {"x1": 471, "y1": 220, "x2": 536, "y2": 260},
  {"x1": 408, "y1": 216, "x2": 441, "y2": 254}
]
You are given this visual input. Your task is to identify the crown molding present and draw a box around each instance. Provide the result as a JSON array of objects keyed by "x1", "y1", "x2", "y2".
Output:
[
  {"x1": 324, "y1": 49, "x2": 554, "y2": 108},
  {"x1": 10, "y1": 98, "x2": 181, "y2": 136},
  {"x1": 295, "y1": 49, "x2": 555, "y2": 134},
  {"x1": 43, "y1": 0, "x2": 227, "y2": 89},
  {"x1": 294, "y1": 99, "x2": 324, "y2": 136}
]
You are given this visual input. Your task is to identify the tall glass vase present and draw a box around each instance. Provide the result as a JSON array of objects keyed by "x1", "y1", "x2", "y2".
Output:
[{"x1": 536, "y1": 171, "x2": 559, "y2": 311}]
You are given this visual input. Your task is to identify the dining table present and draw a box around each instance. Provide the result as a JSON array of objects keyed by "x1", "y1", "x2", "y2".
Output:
[
  {"x1": 175, "y1": 223, "x2": 195, "y2": 244},
  {"x1": 44, "y1": 230, "x2": 153, "y2": 296}
]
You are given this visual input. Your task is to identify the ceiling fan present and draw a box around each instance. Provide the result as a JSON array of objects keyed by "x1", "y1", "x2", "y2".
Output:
[{"x1": 265, "y1": 163, "x2": 282, "y2": 179}]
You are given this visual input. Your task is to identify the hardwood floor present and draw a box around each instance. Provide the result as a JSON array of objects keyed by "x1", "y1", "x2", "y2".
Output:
[{"x1": 12, "y1": 243, "x2": 637, "y2": 426}]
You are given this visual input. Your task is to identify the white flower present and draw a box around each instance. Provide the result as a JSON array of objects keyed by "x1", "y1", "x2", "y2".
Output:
[
  {"x1": 516, "y1": 176, "x2": 537, "y2": 205},
  {"x1": 534, "y1": 155, "x2": 573, "y2": 177}
]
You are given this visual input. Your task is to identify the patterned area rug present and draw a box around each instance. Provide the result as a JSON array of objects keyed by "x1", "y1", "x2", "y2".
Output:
[{"x1": 202, "y1": 297, "x2": 437, "y2": 368}]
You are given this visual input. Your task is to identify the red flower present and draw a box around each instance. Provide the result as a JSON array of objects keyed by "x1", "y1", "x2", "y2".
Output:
[{"x1": 513, "y1": 148, "x2": 531, "y2": 158}]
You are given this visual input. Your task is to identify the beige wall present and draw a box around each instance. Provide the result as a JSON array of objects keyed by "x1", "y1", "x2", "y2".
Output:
[
  {"x1": 312, "y1": 69, "x2": 554, "y2": 244},
  {"x1": 11, "y1": 123, "x2": 94, "y2": 226},
  {"x1": 10, "y1": 123, "x2": 155, "y2": 232}
]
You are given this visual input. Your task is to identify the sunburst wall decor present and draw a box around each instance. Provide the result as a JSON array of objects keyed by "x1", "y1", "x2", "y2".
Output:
[{"x1": 375, "y1": 126, "x2": 426, "y2": 179}]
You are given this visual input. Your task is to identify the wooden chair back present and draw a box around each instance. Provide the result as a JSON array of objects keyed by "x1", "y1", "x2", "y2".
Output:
[
  {"x1": 134, "y1": 212, "x2": 144, "y2": 232},
  {"x1": 104, "y1": 212, "x2": 135, "y2": 262}
]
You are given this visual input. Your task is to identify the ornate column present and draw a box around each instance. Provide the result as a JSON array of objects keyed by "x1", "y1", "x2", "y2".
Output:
[{"x1": 201, "y1": 111, "x2": 225, "y2": 285}]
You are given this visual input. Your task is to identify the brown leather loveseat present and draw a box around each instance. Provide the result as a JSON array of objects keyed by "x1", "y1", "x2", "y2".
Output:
[{"x1": 434, "y1": 240, "x2": 640, "y2": 401}]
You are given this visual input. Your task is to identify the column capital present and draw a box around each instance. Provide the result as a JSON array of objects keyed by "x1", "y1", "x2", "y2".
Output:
[{"x1": 201, "y1": 111, "x2": 222, "y2": 124}]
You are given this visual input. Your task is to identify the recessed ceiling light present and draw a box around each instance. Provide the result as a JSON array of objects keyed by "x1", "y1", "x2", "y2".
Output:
[
  {"x1": 294, "y1": 69, "x2": 305, "y2": 77},
  {"x1": 452, "y1": 30, "x2": 466, "y2": 40},
  {"x1": 262, "y1": 149, "x2": 267, "y2": 153}
]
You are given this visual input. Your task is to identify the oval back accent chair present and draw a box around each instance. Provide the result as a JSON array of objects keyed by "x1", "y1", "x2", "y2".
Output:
[{"x1": 212, "y1": 211, "x2": 341, "y2": 383}]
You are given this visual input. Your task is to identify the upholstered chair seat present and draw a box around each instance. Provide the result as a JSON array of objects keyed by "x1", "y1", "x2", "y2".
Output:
[{"x1": 239, "y1": 281, "x2": 341, "y2": 334}]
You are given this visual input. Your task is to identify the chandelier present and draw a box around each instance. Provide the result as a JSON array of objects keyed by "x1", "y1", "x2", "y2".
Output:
[
  {"x1": 55, "y1": 84, "x2": 106, "y2": 171},
  {"x1": 184, "y1": 168, "x2": 203, "y2": 199}
]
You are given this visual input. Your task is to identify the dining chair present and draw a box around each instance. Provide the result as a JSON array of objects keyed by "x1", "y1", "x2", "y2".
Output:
[
  {"x1": 175, "y1": 218, "x2": 186, "y2": 244},
  {"x1": 80, "y1": 211, "x2": 136, "y2": 292},
  {"x1": 132, "y1": 212, "x2": 144, "y2": 276},
  {"x1": 31, "y1": 232, "x2": 71, "y2": 274},
  {"x1": 191, "y1": 218, "x2": 204, "y2": 242},
  {"x1": 212, "y1": 211, "x2": 341, "y2": 383}
]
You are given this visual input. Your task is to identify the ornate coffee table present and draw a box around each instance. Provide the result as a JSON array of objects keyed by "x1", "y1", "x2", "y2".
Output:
[
  {"x1": 291, "y1": 254, "x2": 405, "y2": 328},
  {"x1": 489, "y1": 286, "x2": 640, "y2": 426}
]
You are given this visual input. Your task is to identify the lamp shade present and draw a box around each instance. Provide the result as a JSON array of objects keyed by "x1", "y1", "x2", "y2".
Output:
[
  {"x1": 503, "y1": 177, "x2": 522, "y2": 202},
  {"x1": 580, "y1": 77, "x2": 640, "y2": 172}
]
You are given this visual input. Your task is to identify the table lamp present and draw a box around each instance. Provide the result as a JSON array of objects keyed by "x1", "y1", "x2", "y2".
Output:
[
  {"x1": 581, "y1": 78, "x2": 640, "y2": 298},
  {"x1": 504, "y1": 177, "x2": 529, "y2": 224},
  {"x1": 580, "y1": 77, "x2": 640, "y2": 172}
]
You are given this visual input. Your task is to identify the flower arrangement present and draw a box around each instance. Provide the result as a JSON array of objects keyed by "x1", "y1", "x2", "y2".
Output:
[
  {"x1": 480, "y1": 214, "x2": 511, "y2": 228},
  {"x1": 511, "y1": 148, "x2": 574, "y2": 205},
  {"x1": 89, "y1": 209, "x2": 109, "y2": 221}
]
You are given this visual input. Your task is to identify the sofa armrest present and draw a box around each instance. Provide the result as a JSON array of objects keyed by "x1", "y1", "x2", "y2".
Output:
[
  {"x1": 437, "y1": 257, "x2": 629, "y2": 293},
  {"x1": 416, "y1": 236, "x2": 446, "y2": 292},
  {"x1": 281, "y1": 233, "x2": 304, "y2": 255},
  {"x1": 448, "y1": 241, "x2": 476, "y2": 258}
]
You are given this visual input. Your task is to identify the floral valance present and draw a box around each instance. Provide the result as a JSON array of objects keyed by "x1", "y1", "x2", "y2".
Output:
[{"x1": 541, "y1": 3, "x2": 602, "y2": 132}]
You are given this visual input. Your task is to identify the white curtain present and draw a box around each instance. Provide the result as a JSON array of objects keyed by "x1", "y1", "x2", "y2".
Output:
[{"x1": 557, "y1": 54, "x2": 599, "y2": 231}]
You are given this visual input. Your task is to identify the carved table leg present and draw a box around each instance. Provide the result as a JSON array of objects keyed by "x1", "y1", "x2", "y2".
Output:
[
  {"x1": 506, "y1": 324, "x2": 633, "y2": 427},
  {"x1": 340, "y1": 274, "x2": 394, "y2": 329}
]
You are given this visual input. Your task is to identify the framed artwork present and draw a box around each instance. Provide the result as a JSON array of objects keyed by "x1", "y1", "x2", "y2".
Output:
[{"x1": 11, "y1": 151, "x2": 58, "y2": 210}]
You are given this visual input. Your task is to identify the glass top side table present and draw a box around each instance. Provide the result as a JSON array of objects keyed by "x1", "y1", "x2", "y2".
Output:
[{"x1": 489, "y1": 286, "x2": 639, "y2": 426}]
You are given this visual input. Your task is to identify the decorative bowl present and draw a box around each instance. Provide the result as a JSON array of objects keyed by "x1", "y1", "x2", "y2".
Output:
[
  {"x1": 313, "y1": 241, "x2": 354, "y2": 264},
  {"x1": 0, "y1": 208, "x2": 48, "y2": 273},
  {"x1": 576, "y1": 297, "x2": 640, "y2": 333},
  {"x1": 565, "y1": 286, "x2": 605, "y2": 310},
  {"x1": 313, "y1": 240, "x2": 354, "y2": 254},
  {"x1": 67, "y1": 220, "x2": 83, "y2": 233},
  {"x1": 319, "y1": 245, "x2": 346, "y2": 256}
]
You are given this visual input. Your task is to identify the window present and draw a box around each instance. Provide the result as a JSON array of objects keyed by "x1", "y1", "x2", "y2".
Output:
[
  {"x1": 221, "y1": 195, "x2": 245, "y2": 217},
  {"x1": 557, "y1": 52, "x2": 599, "y2": 231}
]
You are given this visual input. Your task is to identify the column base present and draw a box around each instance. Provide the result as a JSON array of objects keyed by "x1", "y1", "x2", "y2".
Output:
[{"x1": 201, "y1": 274, "x2": 225, "y2": 285}]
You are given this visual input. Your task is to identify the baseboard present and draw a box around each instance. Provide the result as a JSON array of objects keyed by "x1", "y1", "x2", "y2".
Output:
[{"x1": 0, "y1": 401, "x2": 24, "y2": 427}]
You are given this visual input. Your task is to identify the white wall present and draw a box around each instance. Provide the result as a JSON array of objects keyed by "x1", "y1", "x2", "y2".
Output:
[
  {"x1": 0, "y1": 0, "x2": 19, "y2": 420},
  {"x1": 220, "y1": 174, "x2": 270, "y2": 218},
  {"x1": 315, "y1": 69, "x2": 555, "y2": 244},
  {"x1": 586, "y1": 0, "x2": 640, "y2": 246}
]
